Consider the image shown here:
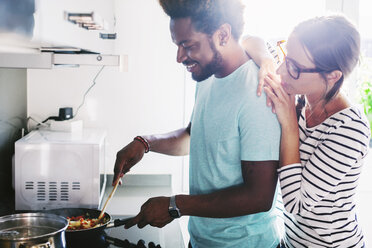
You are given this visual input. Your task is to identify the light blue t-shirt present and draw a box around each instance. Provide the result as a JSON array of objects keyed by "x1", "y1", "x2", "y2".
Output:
[{"x1": 189, "y1": 60, "x2": 281, "y2": 248}]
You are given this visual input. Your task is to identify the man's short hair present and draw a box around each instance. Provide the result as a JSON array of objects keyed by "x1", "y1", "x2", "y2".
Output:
[{"x1": 159, "y1": 0, "x2": 245, "y2": 40}]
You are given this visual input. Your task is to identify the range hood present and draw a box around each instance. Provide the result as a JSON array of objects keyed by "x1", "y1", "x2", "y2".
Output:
[
  {"x1": 0, "y1": 52, "x2": 122, "y2": 69},
  {"x1": 0, "y1": 0, "x2": 121, "y2": 68}
]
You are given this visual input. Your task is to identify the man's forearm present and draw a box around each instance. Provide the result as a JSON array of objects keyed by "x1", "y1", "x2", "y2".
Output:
[
  {"x1": 143, "y1": 126, "x2": 190, "y2": 156},
  {"x1": 176, "y1": 184, "x2": 274, "y2": 218}
]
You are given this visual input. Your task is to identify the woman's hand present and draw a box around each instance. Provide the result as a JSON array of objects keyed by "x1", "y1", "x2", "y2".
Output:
[
  {"x1": 263, "y1": 73, "x2": 297, "y2": 126},
  {"x1": 240, "y1": 35, "x2": 278, "y2": 107},
  {"x1": 257, "y1": 58, "x2": 277, "y2": 96},
  {"x1": 257, "y1": 58, "x2": 279, "y2": 111}
]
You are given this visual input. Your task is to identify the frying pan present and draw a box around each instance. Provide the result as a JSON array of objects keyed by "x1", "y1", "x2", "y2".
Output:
[{"x1": 44, "y1": 208, "x2": 131, "y2": 245}]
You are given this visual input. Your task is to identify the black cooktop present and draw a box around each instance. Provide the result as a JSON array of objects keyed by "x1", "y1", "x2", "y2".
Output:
[{"x1": 66, "y1": 232, "x2": 162, "y2": 248}]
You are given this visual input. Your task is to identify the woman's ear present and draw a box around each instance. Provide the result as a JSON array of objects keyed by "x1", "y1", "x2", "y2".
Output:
[
  {"x1": 215, "y1": 23, "x2": 232, "y2": 47},
  {"x1": 326, "y1": 70, "x2": 343, "y2": 86}
]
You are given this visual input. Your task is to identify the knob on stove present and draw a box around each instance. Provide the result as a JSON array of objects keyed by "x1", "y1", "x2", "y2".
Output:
[
  {"x1": 105, "y1": 235, "x2": 162, "y2": 248},
  {"x1": 137, "y1": 239, "x2": 146, "y2": 248},
  {"x1": 148, "y1": 242, "x2": 162, "y2": 248}
]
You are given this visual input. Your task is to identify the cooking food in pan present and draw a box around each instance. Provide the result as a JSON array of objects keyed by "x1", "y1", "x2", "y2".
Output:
[{"x1": 67, "y1": 215, "x2": 107, "y2": 230}]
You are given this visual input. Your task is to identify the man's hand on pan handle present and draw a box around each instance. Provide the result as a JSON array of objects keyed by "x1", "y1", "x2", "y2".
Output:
[{"x1": 124, "y1": 196, "x2": 174, "y2": 229}]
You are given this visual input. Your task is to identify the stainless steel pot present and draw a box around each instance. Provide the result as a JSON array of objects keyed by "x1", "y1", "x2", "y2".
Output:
[{"x1": 0, "y1": 213, "x2": 68, "y2": 248}]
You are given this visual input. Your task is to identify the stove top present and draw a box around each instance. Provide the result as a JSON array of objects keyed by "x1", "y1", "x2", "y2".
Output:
[
  {"x1": 105, "y1": 236, "x2": 161, "y2": 248},
  {"x1": 66, "y1": 232, "x2": 162, "y2": 248},
  {"x1": 66, "y1": 215, "x2": 164, "y2": 248}
]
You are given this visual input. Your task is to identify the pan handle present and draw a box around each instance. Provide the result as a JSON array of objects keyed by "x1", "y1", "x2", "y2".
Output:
[{"x1": 105, "y1": 217, "x2": 132, "y2": 229}]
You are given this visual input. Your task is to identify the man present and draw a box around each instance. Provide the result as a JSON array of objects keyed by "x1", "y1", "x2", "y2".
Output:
[{"x1": 113, "y1": 0, "x2": 281, "y2": 247}]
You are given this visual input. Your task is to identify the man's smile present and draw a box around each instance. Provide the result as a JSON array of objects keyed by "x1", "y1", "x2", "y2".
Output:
[{"x1": 186, "y1": 63, "x2": 197, "y2": 72}]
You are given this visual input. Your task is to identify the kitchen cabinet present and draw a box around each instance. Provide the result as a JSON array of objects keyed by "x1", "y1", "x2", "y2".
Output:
[
  {"x1": 0, "y1": 0, "x2": 121, "y2": 69},
  {"x1": 0, "y1": 0, "x2": 116, "y2": 54},
  {"x1": 34, "y1": 0, "x2": 116, "y2": 54}
]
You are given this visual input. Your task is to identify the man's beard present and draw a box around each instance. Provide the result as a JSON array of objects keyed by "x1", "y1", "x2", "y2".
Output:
[{"x1": 192, "y1": 40, "x2": 224, "y2": 82}]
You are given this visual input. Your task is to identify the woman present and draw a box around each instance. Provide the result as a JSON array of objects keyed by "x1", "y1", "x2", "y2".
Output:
[{"x1": 256, "y1": 15, "x2": 370, "y2": 247}]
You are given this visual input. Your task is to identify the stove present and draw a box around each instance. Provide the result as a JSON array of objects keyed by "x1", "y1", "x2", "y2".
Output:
[
  {"x1": 66, "y1": 231, "x2": 162, "y2": 248},
  {"x1": 66, "y1": 215, "x2": 165, "y2": 248}
]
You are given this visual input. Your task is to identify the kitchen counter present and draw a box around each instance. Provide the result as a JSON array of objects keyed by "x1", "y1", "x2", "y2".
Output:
[{"x1": 101, "y1": 175, "x2": 185, "y2": 248}]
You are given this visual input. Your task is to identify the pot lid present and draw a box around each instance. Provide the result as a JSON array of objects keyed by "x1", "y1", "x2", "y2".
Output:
[{"x1": 0, "y1": 213, "x2": 68, "y2": 241}]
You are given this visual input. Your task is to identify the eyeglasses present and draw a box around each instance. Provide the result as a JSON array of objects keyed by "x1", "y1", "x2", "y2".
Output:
[{"x1": 277, "y1": 40, "x2": 328, "y2": 80}]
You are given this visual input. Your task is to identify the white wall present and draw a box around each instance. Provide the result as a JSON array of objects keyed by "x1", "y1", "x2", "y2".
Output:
[{"x1": 27, "y1": 0, "x2": 192, "y2": 193}]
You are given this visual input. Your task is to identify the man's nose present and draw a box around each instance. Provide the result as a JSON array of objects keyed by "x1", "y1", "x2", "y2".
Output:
[{"x1": 176, "y1": 47, "x2": 187, "y2": 64}]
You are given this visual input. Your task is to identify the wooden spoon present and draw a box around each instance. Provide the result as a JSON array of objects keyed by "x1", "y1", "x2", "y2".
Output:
[{"x1": 96, "y1": 179, "x2": 120, "y2": 224}]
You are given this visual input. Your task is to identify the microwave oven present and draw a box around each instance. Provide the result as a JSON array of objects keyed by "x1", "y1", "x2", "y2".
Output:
[{"x1": 14, "y1": 129, "x2": 106, "y2": 210}]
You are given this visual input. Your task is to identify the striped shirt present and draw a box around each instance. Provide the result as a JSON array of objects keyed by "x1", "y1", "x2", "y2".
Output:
[{"x1": 278, "y1": 106, "x2": 370, "y2": 248}]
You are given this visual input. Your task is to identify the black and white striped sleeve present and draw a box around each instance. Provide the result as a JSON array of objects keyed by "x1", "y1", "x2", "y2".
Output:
[{"x1": 277, "y1": 118, "x2": 370, "y2": 215}]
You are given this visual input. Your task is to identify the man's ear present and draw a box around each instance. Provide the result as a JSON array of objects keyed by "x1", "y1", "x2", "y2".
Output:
[
  {"x1": 215, "y1": 23, "x2": 232, "y2": 47},
  {"x1": 326, "y1": 70, "x2": 343, "y2": 86}
]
